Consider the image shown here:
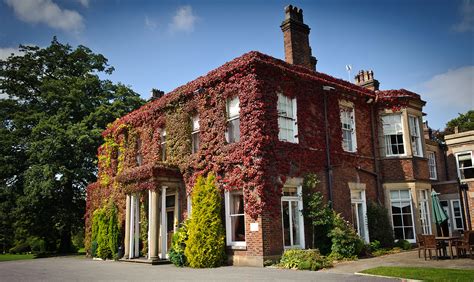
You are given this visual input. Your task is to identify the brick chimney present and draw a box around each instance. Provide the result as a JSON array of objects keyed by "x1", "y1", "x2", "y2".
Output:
[
  {"x1": 280, "y1": 5, "x2": 317, "y2": 71},
  {"x1": 354, "y1": 70, "x2": 380, "y2": 91},
  {"x1": 150, "y1": 88, "x2": 164, "y2": 101}
]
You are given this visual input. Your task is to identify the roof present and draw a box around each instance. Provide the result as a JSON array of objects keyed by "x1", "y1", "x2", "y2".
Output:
[
  {"x1": 377, "y1": 89, "x2": 422, "y2": 100},
  {"x1": 104, "y1": 51, "x2": 419, "y2": 136}
]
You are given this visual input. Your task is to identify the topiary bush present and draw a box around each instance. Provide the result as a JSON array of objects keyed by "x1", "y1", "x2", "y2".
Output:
[
  {"x1": 367, "y1": 201, "x2": 394, "y2": 248},
  {"x1": 169, "y1": 220, "x2": 189, "y2": 267},
  {"x1": 185, "y1": 173, "x2": 226, "y2": 268},
  {"x1": 329, "y1": 213, "x2": 364, "y2": 259},
  {"x1": 279, "y1": 249, "x2": 332, "y2": 271}
]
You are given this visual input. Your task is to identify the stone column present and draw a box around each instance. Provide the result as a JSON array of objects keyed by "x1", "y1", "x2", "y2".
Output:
[
  {"x1": 149, "y1": 190, "x2": 159, "y2": 260},
  {"x1": 124, "y1": 194, "x2": 130, "y2": 258},
  {"x1": 161, "y1": 186, "x2": 167, "y2": 258}
]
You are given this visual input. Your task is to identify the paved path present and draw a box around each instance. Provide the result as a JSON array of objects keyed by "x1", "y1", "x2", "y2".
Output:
[
  {"x1": 322, "y1": 250, "x2": 474, "y2": 275},
  {"x1": 0, "y1": 256, "x2": 394, "y2": 282}
]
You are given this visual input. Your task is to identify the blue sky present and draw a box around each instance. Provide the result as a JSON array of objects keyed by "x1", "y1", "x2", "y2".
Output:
[{"x1": 1, "y1": 0, "x2": 473, "y2": 130}]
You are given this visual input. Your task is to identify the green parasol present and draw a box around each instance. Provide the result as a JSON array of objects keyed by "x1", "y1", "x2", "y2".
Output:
[{"x1": 431, "y1": 190, "x2": 448, "y2": 225}]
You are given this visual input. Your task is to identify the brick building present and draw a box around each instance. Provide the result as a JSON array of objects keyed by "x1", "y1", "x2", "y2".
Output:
[
  {"x1": 425, "y1": 126, "x2": 474, "y2": 235},
  {"x1": 86, "y1": 5, "x2": 439, "y2": 266}
]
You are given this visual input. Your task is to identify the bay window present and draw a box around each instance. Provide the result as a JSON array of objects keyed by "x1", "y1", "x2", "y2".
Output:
[
  {"x1": 418, "y1": 190, "x2": 432, "y2": 235},
  {"x1": 409, "y1": 115, "x2": 422, "y2": 157},
  {"x1": 340, "y1": 105, "x2": 356, "y2": 152},
  {"x1": 277, "y1": 93, "x2": 298, "y2": 143},
  {"x1": 225, "y1": 190, "x2": 245, "y2": 247},
  {"x1": 382, "y1": 114, "x2": 405, "y2": 156},
  {"x1": 390, "y1": 189, "x2": 415, "y2": 242},
  {"x1": 226, "y1": 97, "x2": 240, "y2": 143}
]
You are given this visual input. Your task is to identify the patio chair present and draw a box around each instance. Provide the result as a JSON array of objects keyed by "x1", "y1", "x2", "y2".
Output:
[
  {"x1": 423, "y1": 235, "x2": 443, "y2": 260},
  {"x1": 416, "y1": 234, "x2": 425, "y2": 258},
  {"x1": 455, "y1": 231, "x2": 474, "y2": 259}
]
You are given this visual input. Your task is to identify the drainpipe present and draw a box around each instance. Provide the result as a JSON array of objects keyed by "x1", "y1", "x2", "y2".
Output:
[
  {"x1": 323, "y1": 86, "x2": 334, "y2": 207},
  {"x1": 441, "y1": 143, "x2": 449, "y2": 180},
  {"x1": 369, "y1": 100, "x2": 383, "y2": 205},
  {"x1": 459, "y1": 180, "x2": 472, "y2": 230}
]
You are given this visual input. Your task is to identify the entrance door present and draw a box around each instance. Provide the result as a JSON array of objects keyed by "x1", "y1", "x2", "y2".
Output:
[
  {"x1": 165, "y1": 194, "x2": 176, "y2": 252},
  {"x1": 281, "y1": 186, "x2": 305, "y2": 249}
]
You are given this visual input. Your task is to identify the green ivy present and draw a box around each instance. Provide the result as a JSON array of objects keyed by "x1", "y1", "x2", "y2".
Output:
[{"x1": 185, "y1": 174, "x2": 226, "y2": 268}]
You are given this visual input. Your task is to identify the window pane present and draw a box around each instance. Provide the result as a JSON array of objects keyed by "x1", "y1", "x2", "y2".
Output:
[
  {"x1": 404, "y1": 227, "x2": 414, "y2": 239},
  {"x1": 227, "y1": 118, "x2": 240, "y2": 143},
  {"x1": 400, "y1": 190, "x2": 410, "y2": 199},
  {"x1": 192, "y1": 132, "x2": 200, "y2": 153},
  {"x1": 231, "y1": 216, "x2": 245, "y2": 242},
  {"x1": 390, "y1": 190, "x2": 399, "y2": 200},
  {"x1": 393, "y1": 214, "x2": 402, "y2": 226},
  {"x1": 401, "y1": 202, "x2": 412, "y2": 213},
  {"x1": 392, "y1": 205, "x2": 401, "y2": 214},
  {"x1": 402, "y1": 214, "x2": 413, "y2": 226},
  {"x1": 394, "y1": 228, "x2": 404, "y2": 240},
  {"x1": 167, "y1": 211, "x2": 174, "y2": 232},
  {"x1": 282, "y1": 201, "x2": 290, "y2": 246},
  {"x1": 166, "y1": 195, "x2": 175, "y2": 208},
  {"x1": 227, "y1": 97, "x2": 240, "y2": 118},
  {"x1": 231, "y1": 194, "x2": 244, "y2": 215},
  {"x1": 291, "y1": 201, "x2": 300, "y2": 245}
]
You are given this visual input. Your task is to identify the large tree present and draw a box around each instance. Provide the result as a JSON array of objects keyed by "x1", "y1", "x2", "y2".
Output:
[
  {"x1": 0, "y1": 38, "x2": 144, "y2": 252},
  {"x1": 445, "y1": 110, "x2": 474, "y2": 134}
]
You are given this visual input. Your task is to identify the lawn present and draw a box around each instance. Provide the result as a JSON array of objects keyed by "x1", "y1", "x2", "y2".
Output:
[
  {"x1": 361, "y1": 266, "x2": 474, "y2": 282},
  {"x1": 0, "y1": 254, "x2": 35, "y2": 262}
]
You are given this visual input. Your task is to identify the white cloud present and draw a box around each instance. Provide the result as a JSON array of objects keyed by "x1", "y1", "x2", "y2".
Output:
[
  {"x1": 453, "y1": 0, "x2": 474, "y2": 32},
  {"x1": 78, "y1": 0, "x2": 89, "y2": 8},
  {"x1": 0, "y1": 47, "x2": 21, "y2": 60},
  {"x1": 413, "y1": 66, "x2": 474, "y2": 129},
  {"x1": 5, "y1": 0, "x2": 84, "y2": 33},
  {"x1": 169, "y1": 5, "x2": 197, "y2": 33},
  {"x1": 145, "y1": 15, "x2": 157, "y2": 30}
]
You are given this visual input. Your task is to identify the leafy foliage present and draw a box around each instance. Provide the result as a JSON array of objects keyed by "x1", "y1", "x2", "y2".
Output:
[
  {"x1": 185, "y1": 174, "x2": 226, "y2": 268},
  {"x1": 302, "y1": 175, "x2": 334, "y2": 255},
  {"x1": 169, "y1": 220, "x2": 189, "y2": 267},
  {"x1": 445, "y1": 110, "x2": 474, "y2": 134},
  {"x1": 91, "y1": 201, "x2": 120, "y2": 260},
  {"x1": 328, "y1": 213, "x2": 364, "y2": 259},
  {"x1": 367, "y1": 201, "x2": 394, "y2": 248},
  {"x1": 279, "y1": 249, "x2": 332, "y2": 271},
  {"x1": 0, "y1": 37, "x2": 144, "y2": 253}
]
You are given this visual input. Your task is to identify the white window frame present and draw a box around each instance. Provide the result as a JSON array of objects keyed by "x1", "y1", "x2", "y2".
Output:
[
  {"x1": 225, "y1": 190, "x2": 246, "y2": 247},
  {"x1": 160, "y1": 129, "x2": 166, "y2": 161},
  {"x1": 389, "y1": 189, "x2": 416, "y2": 243},
  {"x1": 136, "y1": 138, "x2": 143, "y2": 166},
  {"x1": 450, "y1": 199, "x2": 464, "y2": 230},
  {"x1": 455, "y1": 151, "x2": 474, "y2": 180},
  {"x1": 281, "y1": 185, "x2": 305, "y2": 249},
  {"x1": 428, "y1": 151, "x2": 437, "y2": 180},
  {"x1": 191, "y1": 115, "x2": 200, "y2": 154},
  {"x1": 340, "y1": 105, "x2": 357, "y2": 152},
  {"x1": 440, "y1": 200, "x2": 452, "y2": 233},
  {"x1": 350, "y1": 189, "x2": 369, "y2": 243},
  {"x1": 382, "y1": 114, "x2": 406, "y2": 157},
  {"x1": 418, "y1": 190, "x2": 432, "y2": 235},
  {"x1": 277, "y1": 93, "x2": 298, "y2": 143},
  {"x1": 409, "y1": 115, "x2": 423, "y2": 157},
  {"x1": 225, "y1": 97, "x2": 240, "y2": 143}
]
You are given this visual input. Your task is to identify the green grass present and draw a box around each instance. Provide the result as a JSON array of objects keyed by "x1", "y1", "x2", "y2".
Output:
[
  {"x1": 361, "y1": 266, "x2": 474, "y2": 282},
  {"x1": 0, "y1": 254, "x2": 35, "y2": 262}
]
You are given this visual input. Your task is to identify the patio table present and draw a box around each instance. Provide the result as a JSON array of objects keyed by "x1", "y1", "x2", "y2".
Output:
[{"x1": 435, "y1": 236, "x2": 461, "y2": 259}]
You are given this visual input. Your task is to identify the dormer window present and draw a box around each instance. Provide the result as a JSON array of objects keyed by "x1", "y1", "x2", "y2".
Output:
[
  {"x1": 382, "y1": 114, "x2": 405, "y2": 156},
  {"x1": 191, "y1": 115, "x2": 200, "y2": 153},
  {"x1": 340, "y1": 104, "x2": 356, "y2": 152},
  {"x1": 277, "y1": 93, "x2": 298, "y2": 143},
  {"x1": 409, "y1": 115, "x2": 422, "y2": 157},
  {"x1": 226, "y1": 97, "x2": 240, "y2": 143},
  {"x1": 160, "y1": 129, "x2": 167, "y2": 161}
]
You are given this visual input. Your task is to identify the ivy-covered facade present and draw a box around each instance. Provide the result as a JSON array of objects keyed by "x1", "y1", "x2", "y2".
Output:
[{"x1": 86, "y1": 5, "x2": 434, "y2": 266}]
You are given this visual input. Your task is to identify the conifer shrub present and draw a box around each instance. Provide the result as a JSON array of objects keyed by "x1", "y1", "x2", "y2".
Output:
[
  {"x1": 184, "y1": 174, "x2": 226, "y2": 268},
  {"x1": 328, "y1": 213, "x2": 364, "y2": 259},
  {"x1": 367, "y1": 201, "x2": 394, "y2": 248},
  {"x1": 91, "y1": 201, "x2": 120, "y2": 260},
  {"x1": 169, "y1": 220, "x2": 189, "y2": 267}
]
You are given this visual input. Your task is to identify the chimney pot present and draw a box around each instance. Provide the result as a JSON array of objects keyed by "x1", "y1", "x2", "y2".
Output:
[{"x1": 354, "y1": 70, "x2": 380, "y2": 91}]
